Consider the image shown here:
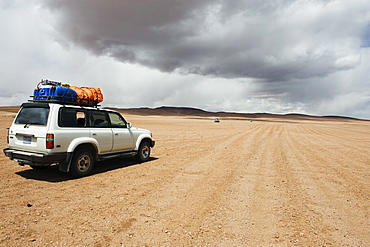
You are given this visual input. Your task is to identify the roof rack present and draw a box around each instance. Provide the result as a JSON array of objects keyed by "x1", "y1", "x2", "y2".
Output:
[{"x1": 29, "y1": 96, "x2": 100, "y2": 107}]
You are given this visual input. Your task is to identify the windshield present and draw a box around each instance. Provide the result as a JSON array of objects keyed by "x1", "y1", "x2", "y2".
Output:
[{"x1": 15, "y1": 107, "x2": 50, "y2": 126}]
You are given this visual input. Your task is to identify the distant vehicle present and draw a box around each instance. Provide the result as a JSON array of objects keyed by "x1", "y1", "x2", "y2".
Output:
[
  {"x1": 214, "y1": 118, "x2": 220, "y2": 123},
  {"x1": 3, "y1": 101, "x2": 155, "y2": 177}
]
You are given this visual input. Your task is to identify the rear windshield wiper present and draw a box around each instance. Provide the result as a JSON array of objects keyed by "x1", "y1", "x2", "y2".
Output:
[{"x1": 23, "y1": 122, "x2": 43, "y2": 128}]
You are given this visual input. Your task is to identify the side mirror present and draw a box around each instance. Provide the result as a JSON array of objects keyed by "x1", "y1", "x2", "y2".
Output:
[{"x1": 127, "y1": 122, "x2": 132, "y2": 129}]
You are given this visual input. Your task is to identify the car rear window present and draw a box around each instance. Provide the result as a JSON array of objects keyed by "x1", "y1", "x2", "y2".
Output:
[{"x1": 15, "y1": 107, "x2": 50, "y2": 126}]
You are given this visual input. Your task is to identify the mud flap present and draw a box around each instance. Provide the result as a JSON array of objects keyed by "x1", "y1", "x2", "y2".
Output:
[{"x1": 58, "y1": 152, "x2": 73, "y2": 172}]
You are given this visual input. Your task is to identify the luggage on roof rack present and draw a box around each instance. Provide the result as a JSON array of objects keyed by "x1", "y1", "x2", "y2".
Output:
[
  {"x1": 33, "y1": 80, "x2": 76, "y2": 102},
  {"x1": 32, "y1": 79, "x2": 103, "y2": 106},
  {"x1": 70, "y1": 86, "x2": 103, "y2": 105}
]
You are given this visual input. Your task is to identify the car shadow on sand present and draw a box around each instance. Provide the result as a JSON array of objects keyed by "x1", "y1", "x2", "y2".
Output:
[{"x1": 15, "y1": 157, "x2": 158, "y2": 183}]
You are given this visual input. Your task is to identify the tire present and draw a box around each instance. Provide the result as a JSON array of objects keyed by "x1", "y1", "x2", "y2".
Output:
[
  {"x1": 69, "y1": 148, "x2": 95, "y2": 177},
  {"x1": 135, "y1": 140, "x2": 151, "y2": 162}
]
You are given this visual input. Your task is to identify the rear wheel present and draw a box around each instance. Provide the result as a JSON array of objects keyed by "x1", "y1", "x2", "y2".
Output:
[
  {"x1": 69, "y1": 148, "x2": 95, "y2": 177},
  {"x1": 135, "y1": 141, "x2": 151, "y2": 162}
]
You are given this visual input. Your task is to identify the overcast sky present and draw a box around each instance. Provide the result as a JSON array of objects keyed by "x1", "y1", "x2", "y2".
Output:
[{"x1": 1, "y1": 0, "x2": 370, "y2": 119}]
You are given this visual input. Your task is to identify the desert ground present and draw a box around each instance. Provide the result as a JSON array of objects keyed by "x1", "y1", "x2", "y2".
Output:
[{"x1": 0, "y1": 107, "x2": 369, "y2": 246}]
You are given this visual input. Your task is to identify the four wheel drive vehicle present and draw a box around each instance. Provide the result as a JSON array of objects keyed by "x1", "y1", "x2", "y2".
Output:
[{"x1": 3, "y1": 102, "x2": 155, "y2": 177}]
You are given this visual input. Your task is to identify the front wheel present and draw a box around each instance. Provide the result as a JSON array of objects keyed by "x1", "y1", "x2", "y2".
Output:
[
  {"x1": 135, "y1": 141, "x2": 151, "y2": 162},
  {"x1": 69, "y1": 148, "x2": 95, "y2": 177}
]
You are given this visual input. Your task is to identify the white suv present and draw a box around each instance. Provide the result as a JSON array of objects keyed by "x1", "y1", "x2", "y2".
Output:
[{"x1": 3, "y1": 102, "x2": 155, "y2": 177}]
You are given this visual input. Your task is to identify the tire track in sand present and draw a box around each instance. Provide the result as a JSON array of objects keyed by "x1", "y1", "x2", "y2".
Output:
[
  {"x1": 215, "y1": 123, "x2": 333, "y2": 246},
  {"x1": 281, "y1": 123, "x2": 370, "y2": 246},
  {"x1": 126, "y1": 121, "x2": 268, "y2": 246}
]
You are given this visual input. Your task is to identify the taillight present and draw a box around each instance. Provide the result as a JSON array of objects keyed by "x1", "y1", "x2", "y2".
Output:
[{"x1": 46, "y1": 133, "x2": 54, "y2": 149}]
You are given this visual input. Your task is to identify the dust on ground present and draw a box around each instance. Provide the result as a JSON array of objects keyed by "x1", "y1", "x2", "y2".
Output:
[{"x1": 0, "y1": 112, "x2": 369, "y2": 246}]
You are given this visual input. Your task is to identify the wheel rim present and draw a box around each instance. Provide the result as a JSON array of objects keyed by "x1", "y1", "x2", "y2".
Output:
[
  {"x1": 141, "y1": 146, "x2": 150, "y2": 159},
  {"x1": 77, "y1": 154, "x2": 91, "y2": 172}
]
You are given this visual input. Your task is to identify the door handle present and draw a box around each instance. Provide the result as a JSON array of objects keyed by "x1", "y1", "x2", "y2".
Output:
[
  {"x1": 115, "y1": 133, "x2": 119, "y2": 136},
  {"x1": 92, "y1": 133, "x2": 97, "y2": 136}
]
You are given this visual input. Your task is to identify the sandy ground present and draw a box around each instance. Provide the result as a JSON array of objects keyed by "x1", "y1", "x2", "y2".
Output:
[{"x1": 0, "y1": 112, "x2": 369, "y2": 246}]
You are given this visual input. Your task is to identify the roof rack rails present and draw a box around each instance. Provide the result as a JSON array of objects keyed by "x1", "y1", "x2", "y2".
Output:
[{"x1": 29, "y1": 96, "x2": 100, "y2": 107}]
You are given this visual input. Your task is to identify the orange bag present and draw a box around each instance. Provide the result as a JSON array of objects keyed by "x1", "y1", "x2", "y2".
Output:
[{"x1": 70, "y1": 86, "x2": 103, "y2": 104}]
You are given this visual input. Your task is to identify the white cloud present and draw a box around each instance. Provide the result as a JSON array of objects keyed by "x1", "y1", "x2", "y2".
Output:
[{"x1": 41, "y1": 0, "x2": 370, "y2": 81}]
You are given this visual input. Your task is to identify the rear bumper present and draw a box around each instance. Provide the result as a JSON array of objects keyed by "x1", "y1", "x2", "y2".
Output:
[{"x1": 3, "y1": 148, "x2": 66, "y2": 166}]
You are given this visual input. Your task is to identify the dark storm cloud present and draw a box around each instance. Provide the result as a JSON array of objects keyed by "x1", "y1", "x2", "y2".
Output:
[{"x1": 43, "y1": 0, "x2": 370, "y2": 81}]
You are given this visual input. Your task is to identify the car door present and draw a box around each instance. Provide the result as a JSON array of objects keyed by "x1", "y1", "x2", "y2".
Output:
[
  {"x1": 108, "y1": 112, "x2": 134, "y2": 152},
  {"x1": 89, "y1": 110, "x2": 113, "y2": 153}
]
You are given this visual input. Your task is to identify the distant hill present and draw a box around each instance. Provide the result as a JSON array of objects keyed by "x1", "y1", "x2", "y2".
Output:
[{"x1": 106, "y1": 106, "x2": 365, "y2": 121}]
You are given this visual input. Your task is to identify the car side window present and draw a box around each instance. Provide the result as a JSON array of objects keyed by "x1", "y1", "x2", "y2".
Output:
[
  {"x1": 90, "y1": 111, "x2": 110, "y2": 128},
  {"x1": 108, "y1": 112, "x2": 127, "y2": 128},
  {"x1": 59, "y1": 108, "x2": 87, "y2": 127}
]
